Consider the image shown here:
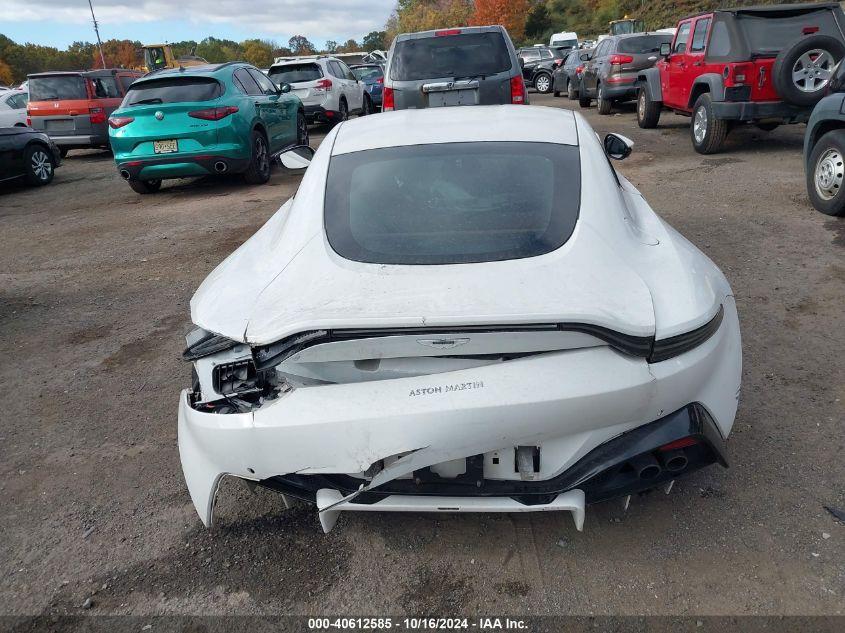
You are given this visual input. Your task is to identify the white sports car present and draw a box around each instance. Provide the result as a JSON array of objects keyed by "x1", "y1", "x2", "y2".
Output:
[{"x1": 179, "y1": 105, "x2": 742, "y2": 533}]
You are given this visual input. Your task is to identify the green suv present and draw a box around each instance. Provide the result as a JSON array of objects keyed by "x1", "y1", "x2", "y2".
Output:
[{"x1": 108, "y1": 62, "x2": 308, "y2": 194}]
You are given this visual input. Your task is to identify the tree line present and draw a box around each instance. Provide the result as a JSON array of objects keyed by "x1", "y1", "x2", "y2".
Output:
[{"x1": 0, "y1": 31, "x2": 388, "y2": 84}]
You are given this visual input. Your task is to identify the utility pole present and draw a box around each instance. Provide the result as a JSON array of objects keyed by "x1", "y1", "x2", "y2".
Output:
[{"x1": 87, "y1": 0, "x2": 107, "y2": 69}]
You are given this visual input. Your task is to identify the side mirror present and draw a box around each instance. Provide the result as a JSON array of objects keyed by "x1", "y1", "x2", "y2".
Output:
[
  {"x1": 279, "y1": 82, "x2": 292, "y2": 94},
  {"x1": 659, "y1": 42, "x2": 671, "y2": 57},
  {"x1": 604, "y1": 133, "x2": 633, "y2": 160},
  {"x1": 580, "y1": 53, "x2": 591, "y2": 62},
  {"x1": 279, "y1": 145, "x2": 314, "y2": 169}
]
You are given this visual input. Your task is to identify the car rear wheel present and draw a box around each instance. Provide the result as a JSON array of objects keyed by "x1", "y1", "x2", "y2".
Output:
[
  {"x1": 534, "y1": 73, "x2": 552, "y2": 94},
  {"x1": 243, "y1": 130, "x2": 271, "y2": 184},
  {"x1": 807, "y1": 129, "x2": 845, "y2": 216},
  {"x1": 636, "y1": 87, "x2": 661, "y2": 128},
  {"x1": 335, "y1": 99, "x2": 348, "y2": 125},
  {"x1": 691, "y1": 93, "x2": 728, "y2": 155},
  {"x1": 567, "y1": 79, "x2": 577, "y2": 100},
  {"x1": 296, "y1": 110, "x2": 309, "y2": 146},
  {"x1": 25, "y1": 145, "x2": 54, "y2": 185},
  {"x1": 596, "y1": 83, "x2": 612, "y2": 115},
  {"x1": 553, "y1": 78, "x2": 563, "y2": 97},
  {"x1": 578, "y1": 81, "x2": 591, "y2": 108},
  {"x1": 773, "y1": 35, "x2": 845, "y2": 107},
  {"x1": 128, "y1": 179, "x2": 162, "y2": 194},
  {"x1": 360, "y1": 95, "x2": 372, "y2": 116}
]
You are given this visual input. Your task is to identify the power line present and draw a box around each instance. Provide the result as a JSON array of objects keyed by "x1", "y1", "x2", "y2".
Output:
[{"x1": 87, "y1": 0, "x2": 107, "y2": 68}]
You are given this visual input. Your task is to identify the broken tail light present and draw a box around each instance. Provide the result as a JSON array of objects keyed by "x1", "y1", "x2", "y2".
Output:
[
  {"x1": 188, "y1": 106, "x2": 239, "y2": 121},
  {"x1": 182, "y1": 328, "x2": 239, "y2": 360},
  {"x1": 213, "y1": 359, "x2": 258, "y2": 395}
]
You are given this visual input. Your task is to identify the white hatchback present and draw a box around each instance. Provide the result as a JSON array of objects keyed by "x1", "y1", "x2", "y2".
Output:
[
  {"x1": 0, "y1": 90, "x2": 29, "y2": 127},
  {"x1": 268, "y1": 56, "x2": 371, "y2": 125},
  {"x1": 179, "y1": 105, "x2": 742, "y2": 533}
]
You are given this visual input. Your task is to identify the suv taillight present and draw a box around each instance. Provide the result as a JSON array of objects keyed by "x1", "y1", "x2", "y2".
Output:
[
  {"x1": 609, "y1": 54, "x2": 634, "y2": 65},
  {"x1": 510, "y1": 76, "x2": 526, "y2": 104},
  {"x1": 315, "y1": 78, "x2": 333, "y2": 92},
  {"x1": 188, "y1": 106, "x2": 239, "y2": 121},
  {"x1": 724, "y1": 62, "x2": 753, "y2": 86},
  {"x1": 576, "y1": 65, "x2": 585, "y2": 75},
  {"x1": 89, "y1": 107, "x2": 106, "y2": 125},
  {"x1": 383, "y1": 86, "x2": 394, "y2": 111}
]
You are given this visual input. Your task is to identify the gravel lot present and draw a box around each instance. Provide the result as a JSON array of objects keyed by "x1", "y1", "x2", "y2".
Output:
[{"x1": 1, "y1": 93, "x2": 843, "y2": 618}]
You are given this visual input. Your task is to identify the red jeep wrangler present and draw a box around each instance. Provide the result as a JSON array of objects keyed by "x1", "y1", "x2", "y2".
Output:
[{"x1": 636, "y1": 3, "x2": 845, "y2": 153}]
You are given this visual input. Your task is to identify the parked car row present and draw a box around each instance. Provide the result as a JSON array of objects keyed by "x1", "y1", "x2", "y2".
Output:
[{"x1": 549, "y1": 2, "x2": 845, "y2": 216}]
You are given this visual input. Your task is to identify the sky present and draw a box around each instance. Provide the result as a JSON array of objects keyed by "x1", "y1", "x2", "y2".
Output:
[{"x1": 0, "y1": 0, "x2": 396, "y2": 49}]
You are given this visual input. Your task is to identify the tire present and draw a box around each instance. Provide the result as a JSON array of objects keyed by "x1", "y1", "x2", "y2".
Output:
[
  {"x1": 578, "y1": 81, "x2": 591, "y2": 108},
  {"x1": 806, "y1": 129, "x2": 845, "y2": 216},
  {"x1": 128, "y1": 179, "x2": 162, "y2": 194},
  {"x1": 296, "y1": 110, "x2": 309, "y2": 146},
  {"x1": 596, "y1": 83, "x2": 612, "y2": 115},
  {"x1": 24, "y1": 144, "x2": 54, "y2": 185},
  {"x1": 637, "y1": 86, "x2": 661, "y2": 129},
  {"x1": 567, "y1": 79, "x2": 577, "y2": 100},
  {"x1": 242, "y1": 130, "x2": 271, "y2": 184},
  {"x1": 690, "y1": 93, "x2": 728, "y2": 155},
  {"x1": 360, "y1": 95, "x2": 372, "y2": 116},
  {"x1": 756, "y1": 122, "x2": 779, "y2": 132},
  {"x1": 334, "y1": 98, "x2": 348, "y2": 126},
  {"x1": 534, "y1": 73, "x2": 552, "y2": 94},
  {"x1": 59, "y1": 148, "x2": 69, "y2": 158},
  {"x1": 773, "y1": 35, "x2": 845, "y2": 107}
]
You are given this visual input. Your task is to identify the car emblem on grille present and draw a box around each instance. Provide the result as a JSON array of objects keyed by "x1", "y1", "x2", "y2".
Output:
[
  {"x1": 417, "y1": 337, "x2": 470, "y2": 349},
  {"x1": 155, "y1": 111, "x2": 164, "y2": 120}
]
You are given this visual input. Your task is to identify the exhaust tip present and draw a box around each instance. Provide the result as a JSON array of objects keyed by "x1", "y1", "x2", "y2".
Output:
[
  {"x1": 119, "y1": 169, "x2": 130, "y2": 180},
  {"x1": 639, "y1": 464, "x2": 661, "y2": 480},
  {"x1": 630, "y1": 453, "x2": 662, "y2": 481},
  {"x1": 213, "y1": 161, "x2": 228, "y2": 173},
  {"x1": 662, "y1": 450, "x2": 689, "y2": 473}
]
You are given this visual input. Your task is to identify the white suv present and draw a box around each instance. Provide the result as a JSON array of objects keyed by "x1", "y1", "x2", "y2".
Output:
[{"x1": 268, "y1": 56, "x2": 371, "y2": 125}]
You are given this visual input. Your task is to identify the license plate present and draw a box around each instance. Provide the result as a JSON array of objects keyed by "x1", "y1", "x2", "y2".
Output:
[
  {"x1": 46, "y1": 119, "x2": 74, "y2": 132},
  {"x1": 153, "y1": 139, "x2": 178, "y2": 154},
  {"x1": 427, "y1": 89, "x2": 477, "y2": 107}
]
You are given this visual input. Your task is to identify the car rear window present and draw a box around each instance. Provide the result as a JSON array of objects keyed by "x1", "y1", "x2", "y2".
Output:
[
  {"x1": 351, "y1": 66, "x2": 383, "y2": 81},
  {"x1": 325, "y1": 142, "x2": 580, "y2": 265},
  {"x1": 617, "y1": 34, "x2": 674, "y2": 54},
  {"x1": 29, "y1": 75, "x2": 86, "y2": 101},
  {"x1": 737, "y1": 9, "x2": 841, "y2": 56},
  {"x1": 551, "y1": 38, "x2": 577, "y2": 49},
  {"x1": 269, "y1": 63, "x2": 323, "y2": 84},
  {"x1": 121, "y1": 77, "x2": 223, "y2": 106},
  {"x1": 390, "y1": 32, "x2": 512, "y2": 81}
]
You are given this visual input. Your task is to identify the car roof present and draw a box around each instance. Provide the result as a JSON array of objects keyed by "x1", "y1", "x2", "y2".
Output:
[
  {"x1": 682, "y1": 2, "x2": 840, "y2": 20},
  {"x1": 28, "y1": 69, "x2": 138, "y2": 78},
  {"x1": 141, "y1": 62, "x2": 247, "y2": 80},
  {"x1": 332, "y1": 105, "x2": 578, "y2": 156},
  {"x1": 395, "y1": 25, "x2": 505, "y2": 41}
]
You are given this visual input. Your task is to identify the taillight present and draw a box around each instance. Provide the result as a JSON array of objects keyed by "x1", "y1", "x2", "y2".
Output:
[
  {"x1": 435, "y1": 29, "x2": 461, "y2": 36},
  {"x1": 649, "y1": 305, "x2": 724, "y2": 363},
  {"x1": 609, "y1": 54, "x2": 634, "y2": 65},
  {"x1": 26, "y1": 110, "x2": 31, "y2": 126},
  {"x1": 315, "y1": 78, "x2": 333, "y2": 92},
  {"x1": 724, "y1": 62, "x2": 752, "y2": 86},
  {"x1": 510, "y1": 75, "x2": 526, "y2": 104},
  {"x1": 108, "y1": 115, "x2": 134, "y2": 129},
  {"x1": 554, "y1": 59, "x2": 564, "y2": 67},
  {"x1": 576, "y1": 65, "x2": 585, "y2": 75},
  {"x1": 383, "y1": 86, "x2": 394, "y2": 111},
  {"x1": 89, "y1": 107, "x2": 106, "y2": 125},
  {"x1": 376, "y1": 77, "x2": 384, "y2": 84},
  {"x1": 659, "y1": 437, "x2": 699, "y2": 451},
  {"x1": 188, "y1": 106, "x2": 239, "y2": 121}
]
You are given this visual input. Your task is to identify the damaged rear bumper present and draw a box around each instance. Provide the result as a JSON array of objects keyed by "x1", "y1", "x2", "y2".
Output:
[{"x1": 177, "y1": 298, "x2": 741, "y2": 532}]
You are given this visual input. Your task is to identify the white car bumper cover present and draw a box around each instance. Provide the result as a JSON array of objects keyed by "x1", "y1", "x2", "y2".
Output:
[{"x1": 178, "y1": 298, "x2": 741, "y2": 531}]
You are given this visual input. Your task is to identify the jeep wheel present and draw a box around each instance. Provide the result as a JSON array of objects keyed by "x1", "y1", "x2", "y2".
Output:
[
  {"x1": 691, "y1": 93, "x2": 728, "y2": 155},
  {"x1": 807, "y1": 129, "x2": 845, "y2": 216},
  {"x1": 637, "y1": 87, "x2": 661, "y2": 128},
  {"x1": 128, "y1": 179, "x2": 162, "y2": 194},
  {"x1": 773, "y1": 35, "x2": 845, "y2": 107},
  {"x1": 535, "y1": 73, "x2": 552, "y2": 94},
  {"x1": 596, "y1": 84, "x2": 612, "y2": 115}
]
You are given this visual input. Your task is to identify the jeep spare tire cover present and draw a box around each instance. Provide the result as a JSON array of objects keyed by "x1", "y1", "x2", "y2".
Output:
[{"x1": 773, "y1": 35, "x2": 845, "y2": 107}]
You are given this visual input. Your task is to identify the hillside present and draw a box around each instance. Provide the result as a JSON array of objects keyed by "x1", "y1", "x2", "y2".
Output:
[{"x1": 527, "y1": 0, "x2": 814, "y2": 42}]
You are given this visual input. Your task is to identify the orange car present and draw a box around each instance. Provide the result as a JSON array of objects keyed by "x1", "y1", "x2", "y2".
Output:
[{"x1": 27, "y1": 69, "x2": 143, "y2": 156}]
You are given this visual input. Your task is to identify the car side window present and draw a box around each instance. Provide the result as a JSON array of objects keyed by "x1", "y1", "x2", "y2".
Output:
[
  {"x1": 234, "y1": 68, "x2": 262, "y2": 95},
  {"x1": 674, "y1": 22, "x2": 692, "y2": 54},
  {"x1": 8, "y1": 93, "x2": 27, "y2": 109},
  {"x1": 328, "y1": 61, "x2": 343, "y2": 79},
  {"x1": 521, "y1": 49, "x2": 541, "y2": 62},
  {"x1": 248, "y1": 68, "x2": 278, "y2": 95},
  {"x1": 92, "y1": 77, "x2": 120, "y2": 98},
  {"x1": 690, "y1": 18, "x2": 711, "y2": 53},
  {"x1": 118, "y1": 75, "x2": 136, "y2": 94},
  {"x1": 540, "y1": 49, "x2": 553, "y2": 59},
  {"x1": 338, "y1": 61, "x2": 357, "y2": 81}
]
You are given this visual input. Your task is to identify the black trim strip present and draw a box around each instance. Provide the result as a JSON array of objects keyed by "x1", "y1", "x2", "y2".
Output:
[{"x1": 648, "y1": 305, "x2": 724, "y2": 363}]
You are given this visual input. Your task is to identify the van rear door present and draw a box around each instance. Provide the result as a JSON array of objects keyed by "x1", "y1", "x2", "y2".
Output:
[
  {"x1": 27, "y1": 74, "x2": 90, "y2": 137},
  {"x1": 388, "y1": 29, "x2": 516, "y2": 109}
]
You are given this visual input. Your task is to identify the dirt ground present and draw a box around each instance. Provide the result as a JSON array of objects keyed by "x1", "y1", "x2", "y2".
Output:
[{"x1": 1, "y1": 93, "x2": 843, "y2": 619}]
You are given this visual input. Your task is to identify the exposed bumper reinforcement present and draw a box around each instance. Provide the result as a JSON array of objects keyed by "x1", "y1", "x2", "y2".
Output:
[{"x1": 316, "y1": 488, "x2": 586, "y2": 533}]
